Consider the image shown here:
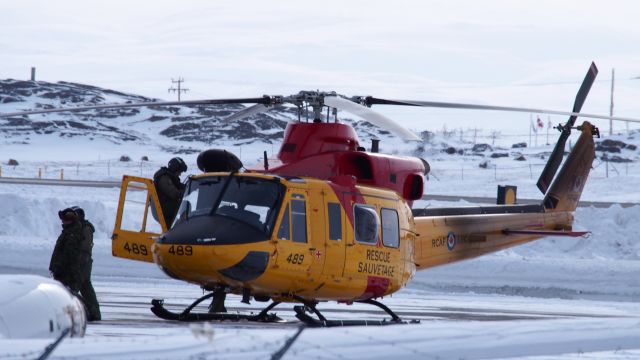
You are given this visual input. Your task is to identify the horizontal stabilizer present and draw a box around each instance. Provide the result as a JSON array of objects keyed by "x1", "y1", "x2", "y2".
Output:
[{"x1": 502, "y1": 229, "x2": 590, "y2": 237}]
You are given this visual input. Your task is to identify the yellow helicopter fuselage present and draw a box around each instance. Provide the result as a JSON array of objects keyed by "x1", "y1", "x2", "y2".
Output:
[
  {"x1": 114, "y1": 173, "x2": 416, "y2": 301},
  {"x1": 112, "y1": 172, "x2": 572, "y2": 303}
]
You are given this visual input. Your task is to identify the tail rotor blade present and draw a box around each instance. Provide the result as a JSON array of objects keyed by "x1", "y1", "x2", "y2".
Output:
[
  {"x1": 537, "y1": 136, "x2": 569, "y2": 194},
  {"x1": 324, "y1": 95, "x2": 421, "y2": 141},
  {"x1": 536, "y1": 62, "x2": 598, "y2": 194},
  {"x1": 567, "y1": 62, "x2": 599, "y2": 128}
]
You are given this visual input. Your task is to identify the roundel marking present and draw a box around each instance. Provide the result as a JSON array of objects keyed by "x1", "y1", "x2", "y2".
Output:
[{"x1": 447, "y1": 231, "x2": 456, "y2": 251}]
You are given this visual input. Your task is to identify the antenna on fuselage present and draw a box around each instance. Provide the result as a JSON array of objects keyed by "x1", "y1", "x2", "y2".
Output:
[{"x1": 263, "y1": 151, "x2": 269, "y2": 171}]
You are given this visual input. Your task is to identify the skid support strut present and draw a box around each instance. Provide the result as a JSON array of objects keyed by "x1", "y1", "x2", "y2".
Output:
[
  {"x1": 151, "y1": 292, "x2": 283, "y2": 322},
  {"x1": 292, "y1": 296, "x2": 418, "y2": 327}
]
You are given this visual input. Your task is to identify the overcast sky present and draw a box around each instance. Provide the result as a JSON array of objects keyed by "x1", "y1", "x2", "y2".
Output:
[{"x1": 2, "y1": 0, "x2": 640, "y2": 134}]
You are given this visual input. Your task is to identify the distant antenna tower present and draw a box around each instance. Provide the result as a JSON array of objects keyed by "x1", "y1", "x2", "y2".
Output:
[{"x1": 168, "y1": 77, "x2": 189, "y2": 101}]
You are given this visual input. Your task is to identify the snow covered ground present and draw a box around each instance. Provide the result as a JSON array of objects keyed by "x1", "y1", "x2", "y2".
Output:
[
  {"x1": 4, "y1": 282, "x2": 640, "y2": 359},
  {"x1": 0, "y1": 175, "x2": 638, "y2": 358}
]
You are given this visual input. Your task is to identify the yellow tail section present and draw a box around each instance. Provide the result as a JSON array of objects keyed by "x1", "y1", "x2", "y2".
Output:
[
  {"x1": 412, "y1": 121, "x2": 596, "y2": 271},
  {"x1": 543, "y1": 121, "x2": 597, "y2": 212},
  {"x1": 112, "y1": 176, "x2": 168, "y2": 263}
]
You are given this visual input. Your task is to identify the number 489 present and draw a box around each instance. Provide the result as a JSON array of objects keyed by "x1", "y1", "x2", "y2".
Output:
[{"x1": 287, "y1": 253, "x2": 304, "y2": 264}]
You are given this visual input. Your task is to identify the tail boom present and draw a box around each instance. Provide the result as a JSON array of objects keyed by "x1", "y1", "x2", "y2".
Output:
[
  {"x1": 412, "y1": 210, "x2": 573, "y2": 270},
  {"x1": 412, "y1": 121, "x2": 596, "y2": 271}
]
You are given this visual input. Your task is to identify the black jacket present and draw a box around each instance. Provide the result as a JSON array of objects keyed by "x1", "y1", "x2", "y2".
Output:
[
  {"x1": 153, "y1": 167, "x2": 185, "y2": 226},
  {"x1": 49, "y1": 220, "x2": 83, "y2": 280}
]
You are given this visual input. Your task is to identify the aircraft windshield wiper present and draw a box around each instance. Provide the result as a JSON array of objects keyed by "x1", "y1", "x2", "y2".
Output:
[{"x1": 209, "y1": 172, "x2": 237, "y2": 216}]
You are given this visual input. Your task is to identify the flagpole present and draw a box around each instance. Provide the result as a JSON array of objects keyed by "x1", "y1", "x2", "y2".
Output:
[
  {"x1": 535, "y1": 116, "x2": 538, "y2": 147},
  {"x1": 529, "y1": 114, "x2": 532, "y2": 147},
  {"x1": 609, "y1": 68, "x2": 614, "y2": 136}
]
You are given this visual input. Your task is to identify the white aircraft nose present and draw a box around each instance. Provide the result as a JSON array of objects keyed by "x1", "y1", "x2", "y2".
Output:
[{"x1": 0, "y1": 275, "x2": 86, "y2": 339}]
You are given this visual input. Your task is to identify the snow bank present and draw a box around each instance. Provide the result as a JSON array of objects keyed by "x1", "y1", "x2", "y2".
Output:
[
  {"x1": 510, "y1": 205, "x2": 640, "y2": 260},
  {"x1": 0, "y1": 192, "x2": 115, "y2": 241},
  {"x1": 1, "y1": 188, "x2": 638, "y2": 259}
]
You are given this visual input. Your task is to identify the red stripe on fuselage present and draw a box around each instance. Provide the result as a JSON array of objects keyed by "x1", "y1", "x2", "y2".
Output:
[
  {"x1": 357, "y1": 276, "x2": 390, "y2": 300},
  {"x1": 329, "y1": 178, "x2": 389, "y2": 299},
  {"x1": 327, "y1": 178, "x2": 365, "y2": 227}
]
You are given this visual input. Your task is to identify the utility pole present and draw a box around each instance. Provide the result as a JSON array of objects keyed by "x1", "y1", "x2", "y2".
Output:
[
  {"x1": 168, "y1": 77, "x2": 189, "y2": 101},
  {"x1": 490, "y1": 131, "x2": 499, "y2": 145},
  {"x1": 609, "y1": 68, "x2": 614, "y2": 136}
]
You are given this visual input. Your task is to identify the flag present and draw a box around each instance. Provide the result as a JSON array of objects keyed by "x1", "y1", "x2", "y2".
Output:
[
  {"x1": 531, "y1": 118, "x2": 538, "y2": 134},
  {"x1": 537, "y1": 116, "x2": 544, "y2": 129}
]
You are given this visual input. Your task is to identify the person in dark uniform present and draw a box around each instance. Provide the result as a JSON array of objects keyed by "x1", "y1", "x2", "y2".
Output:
[
  {"x1": 153, "y1": 157, "x2": 187, "y2": 227},
  {"x1": 71, "y1": 206, "x2": 101, "y2": 322},
  {"x1": 49, "y1": 207, "x2": 102, "y2": 322},
  {"x1": 49, "y1": 208, "x2": 83, "y2": 294}
]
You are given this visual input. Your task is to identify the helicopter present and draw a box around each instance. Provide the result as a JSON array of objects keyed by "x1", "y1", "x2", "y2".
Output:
[{"x1": 2, "y1": 62, "x2": 639, "y2": 327}]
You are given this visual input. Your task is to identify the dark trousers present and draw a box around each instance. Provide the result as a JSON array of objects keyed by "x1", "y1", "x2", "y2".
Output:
[
  {"x1": 80, "y1": 259, "x2": 101, "y2": 321},
  {"x1": 80, "y1": 279, "x2": 101, "y2": 321},
  {"x1": 56, "y1": 261, "x2": 101, "y2": 321}
]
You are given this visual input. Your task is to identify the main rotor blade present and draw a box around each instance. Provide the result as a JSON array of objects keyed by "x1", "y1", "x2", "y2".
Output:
[
  {"x1": 364, "y1": 98, "x2": 640, "y2": 124},
  {"x1": 324, "y1": 95, "x2": 421, "y2": 141},
  {"x1": 0, "y1": 97, "x2": 270, "y2": 118},
  {"x1": 221, "y1": 104, "x2": 270, "y2": 124},
  {"x1": 536, "y1": 62, "x2": 598, "y2": 194}
]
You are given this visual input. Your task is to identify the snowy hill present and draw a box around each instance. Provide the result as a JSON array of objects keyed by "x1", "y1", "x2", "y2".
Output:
[
  {"x1": 0, "y1": 79, "x2": 402, "y2": 155},
  {"x1": 0, "y1": 79, "x2": 295, "y2": 153}
]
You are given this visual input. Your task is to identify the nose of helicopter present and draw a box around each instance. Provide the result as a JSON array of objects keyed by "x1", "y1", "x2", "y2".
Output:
[
  {"x1": 158, "y1": 215, "x2": 268, "y2": 247},
  {"x1": 152, "y1": 215, "x2": 272, "y2": 284}
]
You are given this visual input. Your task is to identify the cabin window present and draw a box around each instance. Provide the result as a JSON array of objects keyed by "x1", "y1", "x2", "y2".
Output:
[
  {"x1": 328, "y1": 202, "x2": 342, "y2": 241},
  {"x1": 291, "y1": 197, "x2": 307, "y2": 243},
  {"x1": 277, "y1": 204, "x2": 290, "y2": 240},
  {"x1": 354, "y1": 204, "x2": 379, "y2": 245},
  {"x1": 381, "y1": 208, "x2": 399, "y2": 248}
]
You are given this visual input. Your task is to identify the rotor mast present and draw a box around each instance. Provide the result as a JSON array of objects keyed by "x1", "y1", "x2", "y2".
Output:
[{"x1": 289, "y1": 90, "x2": 338, "y2": 123}]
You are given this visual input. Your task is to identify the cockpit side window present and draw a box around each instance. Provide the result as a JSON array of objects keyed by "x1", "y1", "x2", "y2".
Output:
[
  {"x1": 277, "y1": 204, "x2": 290, "y2": 240},
  {"x1": 291, "y1": 196, "x2": 307, "y2": 243},
  {"x1": 328, "y1": 202, "x2": 342, "y2": 241}
]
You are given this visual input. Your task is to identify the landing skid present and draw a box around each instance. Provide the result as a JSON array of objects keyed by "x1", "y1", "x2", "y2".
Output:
[
  {"x1": 151, "y1": 298, "x2": 283, "y2": 323},
  {"x1": 150, "y1": 294, "x2": 418, "y2": 327},
  {"x1": 292, "y1": 297, "x2": 420, "y2": 327}
]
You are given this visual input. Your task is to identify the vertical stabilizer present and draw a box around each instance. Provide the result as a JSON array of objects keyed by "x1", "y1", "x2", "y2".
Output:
[{"x1": 542, "y1": 122, "x2": 597, "y2": 212}]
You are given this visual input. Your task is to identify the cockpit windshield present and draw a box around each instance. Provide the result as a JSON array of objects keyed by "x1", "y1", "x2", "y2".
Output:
[{"x1": 173, "y1": 175, "x2": 284, "y2": 235}]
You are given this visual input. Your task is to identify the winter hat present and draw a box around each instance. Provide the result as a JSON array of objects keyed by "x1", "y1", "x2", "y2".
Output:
[{"x1": 58, "y1": 208, "x2": 78, "y2": 223}]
